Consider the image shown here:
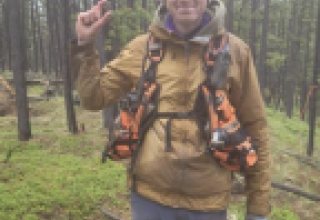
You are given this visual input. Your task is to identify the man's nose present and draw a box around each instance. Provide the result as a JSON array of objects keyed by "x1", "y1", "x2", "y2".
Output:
[{"x1": 178, "y1": 0, "x2": 195, "y2": 6}]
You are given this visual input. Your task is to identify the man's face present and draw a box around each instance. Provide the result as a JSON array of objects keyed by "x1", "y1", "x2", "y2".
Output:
[{"x1": 166, "y1": 0, "x2": 207, "y2": 26}]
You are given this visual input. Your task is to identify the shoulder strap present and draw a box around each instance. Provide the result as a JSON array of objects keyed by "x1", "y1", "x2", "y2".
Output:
[
  {"x1": 193, "y1": 33, "x2": 230, "y2": 140},
  {"x1": 203, "y1": 33, "x2": 231, "y2": 91},
  {"x1": 203, "y1": 33, "x2": 229, "y2": 70},
  {"x1": 147, "y1": 34, "x2": 165, "y2": 64},
  {"x1": 135, "y1": 34, "x2": 165, "y2": 96},
  {"x1": 129, "y1": 34, "x2": 165, "y2": 191}
]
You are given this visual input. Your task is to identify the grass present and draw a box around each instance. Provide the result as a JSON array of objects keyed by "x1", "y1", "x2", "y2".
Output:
[
  {"x1": 0, "y1": 98, "x2": 130, "y2": 220},
  {"x1": 0, "y1": 96, "x2": 320, "y2": 220}
]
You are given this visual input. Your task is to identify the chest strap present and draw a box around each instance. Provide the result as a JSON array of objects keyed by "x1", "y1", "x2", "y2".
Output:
[{"x1": 157, "y1": 111, "x2": 194, "y2": 151}]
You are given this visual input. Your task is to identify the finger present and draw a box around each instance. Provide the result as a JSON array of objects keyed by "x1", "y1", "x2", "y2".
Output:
[
  {"x1": 83, "y1": 15, "x2": 93, "y2": 26},
  {"x1": 93, "y1": 0, "x2": 108, "y2": 18},
  {"x1": 89, "y1": 12, "x2": 98, "y2": 24},
  {"x1": 79, "y1": 10, "x2": 97, "y2": 27},
  {"x1": 77, "y1": 12, "x2": 88, "y2": 24},
  {"x1": 91, "y1": 10, "x2": 112, "y2": 33},
  {"x1": 77, "y1": 13, "x2": 88, "y2": 27},
  {"x1": 98, "y1": 0, "x2": 108, "y2": 14}
]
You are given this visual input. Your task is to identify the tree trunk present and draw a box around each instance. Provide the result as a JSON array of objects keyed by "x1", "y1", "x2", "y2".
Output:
[
  {"x1": 35, "y1": 0, "x2": 47, "y2": 75},
  {"x1": 308, "y1": 0, "x2": 320, "y2": 156},
  {"x1": 61, "y1": 0, "x2": 78, "y2": 133},
  {"x1": 8, "y1": 0, "x2": 31, "y2": 141},
  {"x1": 30, "y1": 0, "x2": 38, "y2": 73},
  {"x1": 258, "y1": 0, "x2": 270, "y2": 95},
  {"x1": 0, "y1": 0, "x2": 4, "y2": 71},
  {"x1": 141, "y1": 0, "x2": 148, "y2": 31},
  {"x1": 82, "y1": 0, "x2": 89, "y2": 10},
  {"x1": 20, "y1": 0, "x2": 28, "y2": 73},
  {"x1": 46, "y1": 0, "x2": 55, "y2": 75},
  {"x1": 53, "y1": 2, "x2": 62, "y2": 77},
  {"x1": 226, "y1": 0, "x2": 234, "y2": 33},
  {"x1": 285, "y1": 0, "x2": 299, "y2": 118},
  {"x1": 300, "y1": 0, "x2": 314, "y2": 119},
  {"x1": 2, "y1": 0, "x2": 11, "y2": 71},
  {"x1": 127, "y1": 0, "x2": 134, "y2": 8},
  {"x1": 250, "y1": 0, "x2": 259, "y2": 61}
]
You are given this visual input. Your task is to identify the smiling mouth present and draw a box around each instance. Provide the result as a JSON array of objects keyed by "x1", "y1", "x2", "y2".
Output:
[{"x1": 177, "y1": 7, "x2": 197, "y2": 13}]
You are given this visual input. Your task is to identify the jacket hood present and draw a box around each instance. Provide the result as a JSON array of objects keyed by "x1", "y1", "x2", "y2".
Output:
[{"x1": 150, "y1": 0, "x2": 226, "y2": 45}]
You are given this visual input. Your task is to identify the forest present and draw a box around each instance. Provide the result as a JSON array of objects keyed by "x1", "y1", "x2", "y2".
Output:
[{"x1": 0, "y1": 0, "x2": 320, "y2": 220}]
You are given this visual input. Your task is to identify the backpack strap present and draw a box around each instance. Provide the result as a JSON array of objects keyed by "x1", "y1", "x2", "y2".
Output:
[
  {"x1": 201, "y1": 33, "x2": 258, "y2": 171},
  {"x1": 101, "y1": 34, "x2": 165, "y2": 164},
  {"x1": 129, "y1": 34, "x2": 165, "y2": 191}
]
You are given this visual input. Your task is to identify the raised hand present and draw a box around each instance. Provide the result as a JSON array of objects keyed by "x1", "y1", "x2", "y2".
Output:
[{"x1": 76, "y1": 0, "x2": 112, "y2": 46}]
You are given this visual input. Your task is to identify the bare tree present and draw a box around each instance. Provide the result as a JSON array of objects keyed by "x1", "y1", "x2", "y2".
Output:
[
  {"x1": 250, "y1": 0, "x2": 259, "y2": 61},
  {"x1": 8, "y1": 0, "x2": 31, "y2": 141},
  {"x1": 2, "y1": 0, "x2": 11, "y2": 71},
  {"x1": 258, "y1": 0, "x2": 270, "y2": 94},
  {"x1": 0, "y1": 0, "x2": 4, "y2": 71},
  {"x1": 35, "y1": 0, "x2": 47, "y2": 75},
  {"x1": 60, "y1": 0, "x2": 78, "y2": 133},
  {"x1": 30, "y1": 0, "x2": 39, "y2": 73},
  {"x1": 226, "y1": 0, "x2": 234, "y2": 33},
  {"x1": 308, "y1": 0, "x2": 320, "y2": 156}
]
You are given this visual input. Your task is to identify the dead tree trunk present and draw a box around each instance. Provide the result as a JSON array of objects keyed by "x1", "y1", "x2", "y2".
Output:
[
  {"x1": 0, "y1": 0, "x2": 4, "y2": 71},
  {"x1": 258, "y1": 0, "x2": 270, "y2": 95},
  {"x1": 35, "y1": 0, "x2": 47, "y2": 75},
  {"x1": 30, "y1": 0, "x2": 38, "y2": 73},
  {"x1": 8, "y1": 0, "x2": 31, "y2": 141},
  {"x1": 226, "y1": 0, "x2": 234, "y2": 33},
  {"x1": 60, "y1": 0, "x2": 78, "y2": 133},
  {"x1": 300, "y1": 0, "x2": 314, "y2": 118},
  {"x1": 2, "y1": 0, "x2": 11, "y2": 71},
  {"x1": 308, "y1": 0, "x2": 320, "y2": 156},
  {"x1": 250, "y1": 0, "x2": 259, "y2": 61}
]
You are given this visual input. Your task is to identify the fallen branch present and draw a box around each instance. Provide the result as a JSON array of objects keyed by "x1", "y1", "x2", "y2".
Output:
[
  {"x1": 232, "y1": 175, "x2": 320, "y2": 202},
  {"x1": 281, "y1": 150, "x2": 320, "y2": 170},
  {"x1": 7, "y1": 78, "x2": 64, "y2": 85},
  {"x1": 271, "y1": 181, "x2": 320, "y2": 202},
  {"x1": 28, "y1": 96, "x2": 49, "y2": 102}
]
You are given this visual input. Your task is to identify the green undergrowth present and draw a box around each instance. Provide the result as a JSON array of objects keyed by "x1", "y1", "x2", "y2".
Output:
[
  {"x1": 0, "y1": 98, "x2": 129, "y2": 220},
  {"x1": 229, "y1": 107, "x2": 320, "y2": 220},
  {"x1": 0, "y1": 97, "x2": 319, "y2": 220},
  {"x1": 0, "y1": 148, "x2": 126, "y2": 220}
]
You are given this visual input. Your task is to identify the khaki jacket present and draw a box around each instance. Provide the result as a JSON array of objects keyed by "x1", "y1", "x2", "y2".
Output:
[{"x1": 71, "y1": 1, "x2": 270, "y2": 216}]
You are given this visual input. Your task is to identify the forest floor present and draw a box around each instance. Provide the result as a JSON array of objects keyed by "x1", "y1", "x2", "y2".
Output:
[{"x1": 0, "y1": 92, "x2": 320, "y2": 220}]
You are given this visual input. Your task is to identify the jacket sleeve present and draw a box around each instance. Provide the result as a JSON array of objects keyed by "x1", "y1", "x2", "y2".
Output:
[
  {"x1": 230, "y1": 46, "x2": 271, "y2": 216},
  {"x1": 70, "y1": 35, "x2": 147, "y2": 110}
]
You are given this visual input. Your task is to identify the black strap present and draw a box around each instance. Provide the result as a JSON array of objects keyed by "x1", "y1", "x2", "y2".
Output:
[
  {"x1": 130, "y1": 85, "x2": 161, "y2": 191},
  {"x1": 158, "y1": 111, "x2": 194, "y2": 152},
  {"x1": 157, "y1": 111, "x2": 194, "y2": 119}
]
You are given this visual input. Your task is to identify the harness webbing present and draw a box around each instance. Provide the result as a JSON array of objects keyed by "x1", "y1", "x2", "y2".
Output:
[{"x1": 103, "y1": 32, "x2": 258, "y2": 182}]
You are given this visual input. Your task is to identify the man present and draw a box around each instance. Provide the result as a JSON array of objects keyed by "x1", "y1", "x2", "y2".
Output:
[{"x1": 71, "y1": 0, "x2": 271, "y2": 220}]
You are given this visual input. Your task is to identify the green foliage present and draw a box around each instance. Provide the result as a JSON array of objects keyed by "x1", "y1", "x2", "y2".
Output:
[
  {"x1": 0, "y1": 98, "x2": 128, "y2": 219},
  {"x1": 266, "y1": 51, "x2": 286, "y2": 72},
  {"x1": 0, "y1": 134, "x2": 127, "y2": 219},
  {"x1": 266, "y1": 34, "x2": 287, "y2": 72},
  {"x1": 105, "y1": 0, "x2": 156, "y2": 53},
  {"x1": 266, "y1": 107, "x2": 309, "y2": 146},
  {"x1": 271, "y1": 208, "x2": 301, "y2": 220}
]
